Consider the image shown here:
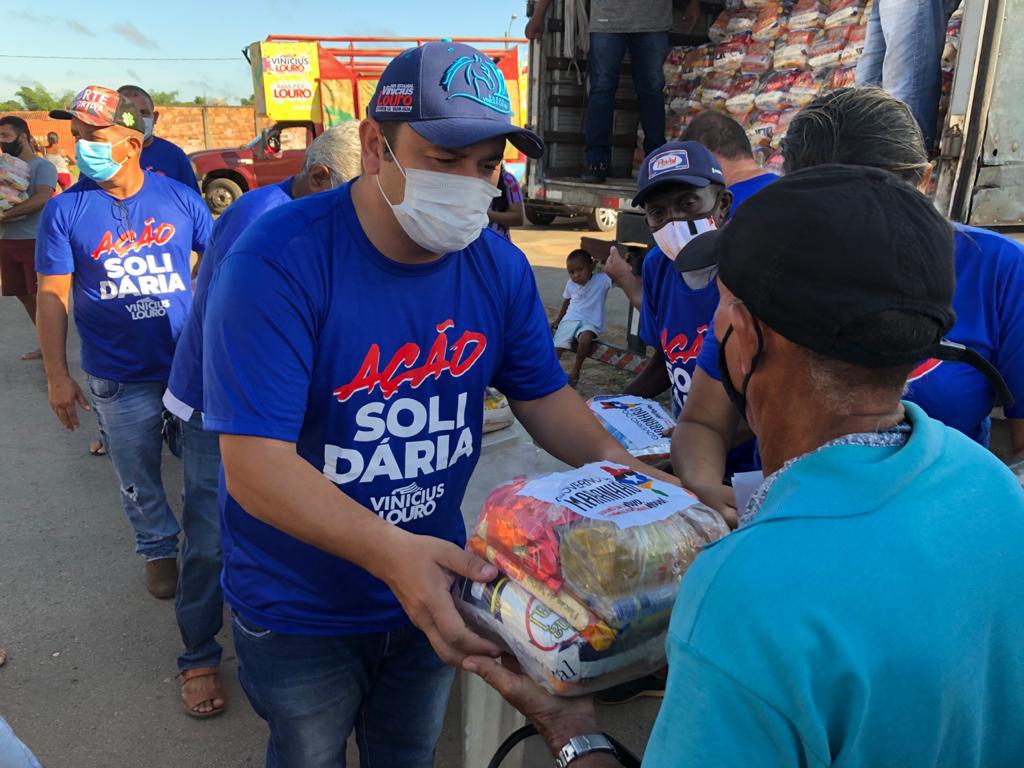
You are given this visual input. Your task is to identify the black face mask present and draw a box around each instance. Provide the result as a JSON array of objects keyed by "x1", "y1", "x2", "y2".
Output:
[
  {"x1": 717, "y1": 322, "x2": 765, "y2": 419},
  {"x1": 1, "y1": 136, "x2": 23, "y2": 156}
]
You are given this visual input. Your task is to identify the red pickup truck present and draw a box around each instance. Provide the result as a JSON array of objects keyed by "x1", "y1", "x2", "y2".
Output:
[{"x1": 189, "y1": 120, "x2": 319, "y2": 213}]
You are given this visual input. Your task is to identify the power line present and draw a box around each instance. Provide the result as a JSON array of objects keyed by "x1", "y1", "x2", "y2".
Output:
[{"x1": 0, "y1": 54, "x2": 237, "y2": 61}]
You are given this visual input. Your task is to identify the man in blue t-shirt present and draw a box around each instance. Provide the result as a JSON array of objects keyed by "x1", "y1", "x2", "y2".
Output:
[
  {"x1": 35, "y1": 85, "x2": 211, "y2": 601},
  {"x1": 466, "y1": 166, "x2": 1024, "y2": 768},
  {"x1": 118, "y1": 85, "x2": 200, "y2": 194},
  {"x1": 621, "y1": 141, "x2": 732, "y2": 417},
  {"x1": 161, "y1": 121, "x2": 361, "y2": 719},
  {"x1": 683, "y1": 110, "x2": 779, "y2": 214},
  {"x1": 202, "y1": 42, "x2": 674, "y2": 766}
]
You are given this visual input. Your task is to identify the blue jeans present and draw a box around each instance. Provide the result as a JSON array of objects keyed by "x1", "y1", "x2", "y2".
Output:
[
  {"x1": 175, "y1": 412, "x2": 223, "y2": 671},
  {"x1": 86, "y1": 376, "x2": 179, "y2": 560},
  {"x1": 856, "y1": 0, "x2": 959, "y2": 148},
  {"x1": 232, "y1": 614, "x2": 455, "y2": 768},
  {"x1": 586, "y1": 31, "x2": 669, "y2": 167},
  {"x1": 0, "y1": 718, "x2": 41, "y2": 768}
]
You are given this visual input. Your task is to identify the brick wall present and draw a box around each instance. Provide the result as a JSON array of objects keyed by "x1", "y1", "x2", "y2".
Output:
[{"x1": 4, "y1": 106, "x2": 276, "y2": 157}]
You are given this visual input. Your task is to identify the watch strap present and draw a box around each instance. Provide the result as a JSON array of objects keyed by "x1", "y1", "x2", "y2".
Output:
[{"x1": 555, "y1": 733, "x2": 617, "y2": 768}]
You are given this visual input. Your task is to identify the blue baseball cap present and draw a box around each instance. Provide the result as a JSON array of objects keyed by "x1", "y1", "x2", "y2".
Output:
[
  {"x1": 368, "y1": 41, "x2": 543, "y2": 158},
  {"x1": 632, "y1": 140, "x2": 726, "y2": 207}
]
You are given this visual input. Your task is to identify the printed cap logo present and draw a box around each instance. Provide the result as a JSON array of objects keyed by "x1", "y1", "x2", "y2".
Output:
[
  {"x1": 649, "y1": 150, "x2": 690, "y2": 178},
  {"x1": 440, "y1": 55, "x2": 511, "y2": 115}
]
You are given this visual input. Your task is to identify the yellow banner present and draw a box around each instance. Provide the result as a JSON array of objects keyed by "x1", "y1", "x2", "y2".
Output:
[
  {"x1": 320, "y1": 79, "x2": 356, "y2": 128},
  {"x1": 253, "y1": 41, "x2": 322, "y2": 121}
]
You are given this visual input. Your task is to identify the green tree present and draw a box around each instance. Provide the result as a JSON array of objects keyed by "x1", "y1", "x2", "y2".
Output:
[
  {"x1": 12, "y1": 84, "x2": 73, "y2": 111},
  {"x1": 0, "y1": 100, "x2": 23, "y2": 112},
  {"x1": 239, "y1": 94, "x2": 255, "y2": 106},
  {"x1": 149, "y1": 90, "x2": 181, "y2": 106}
]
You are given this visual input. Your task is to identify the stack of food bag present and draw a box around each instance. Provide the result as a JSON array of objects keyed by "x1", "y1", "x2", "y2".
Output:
[
  {"x1": 586, "y1": 395, "x2": 674, "y2": 462},
  {"x1": 458, "y1": 463, "x2": 729, "y2": 695},
  {"x1": 661, "y1": 0, "x2": 963, "y2": 170},
  {"x1": 483, "y1": 388, "x2": 514, "y2": 434},
  {"x1": 0, "y1": 154, "x2": 31, "y2": 213}
]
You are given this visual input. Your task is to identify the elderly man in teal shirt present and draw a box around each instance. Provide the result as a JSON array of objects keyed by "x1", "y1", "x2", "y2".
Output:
[{"x1": 466, "y1": 166, "x2": 1024, "y2": 768}]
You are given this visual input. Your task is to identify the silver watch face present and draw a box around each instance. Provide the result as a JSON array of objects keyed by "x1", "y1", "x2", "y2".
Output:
[{"x1": 557, "y1": 734, "x2": 614, "y2": 767}]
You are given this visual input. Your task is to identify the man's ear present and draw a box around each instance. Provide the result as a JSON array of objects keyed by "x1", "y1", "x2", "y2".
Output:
[
  {"x1": 360, "y1": 119, "x2": 383, "y2": 176},
  {"x1": 714, "y1": 189, "x2": 733, "y2": 226},
  {"x1": 308, "y1": 164, "x2": 334, "y2": 192},
  {"x1": 152, "y1": 110, "x2": 160, "y2": 127},
  {"x1": 727, "y1": 302, "x2": 759, "y2": 377}
]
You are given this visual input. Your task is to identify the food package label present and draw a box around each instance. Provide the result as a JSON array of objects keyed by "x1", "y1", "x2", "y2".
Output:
[
  {"x1": 516, "y1": 462, "x2": 698, "y2": 529},
  {"x1": 588, "y1": 396, "x2": 674, "y2": 452}
]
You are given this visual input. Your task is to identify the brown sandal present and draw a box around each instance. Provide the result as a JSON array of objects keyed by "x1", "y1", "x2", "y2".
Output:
[{"x1": 178, "y1": 667, "x2": 227, "y2": 719}]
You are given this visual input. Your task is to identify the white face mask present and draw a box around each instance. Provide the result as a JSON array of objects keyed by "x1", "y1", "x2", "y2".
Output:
[
  {"x1": 142, "y1": 116, "x2": 155, "y2": 141},
  {"x1": 376, "y1": 136, "x2": 500, "y2": 255},
  {"x1": 652, "y1": 217, "x2": 718, "y2": 262}
]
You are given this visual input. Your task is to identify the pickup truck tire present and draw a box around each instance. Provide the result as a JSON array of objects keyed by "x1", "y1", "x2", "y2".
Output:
[
  {"x1": 525, "y1": 206, "x2": 557, "y2": 226},
  {"x1": 204, "y1": 178, "x2": 244, "y2": 214},
  {"x1": 586, "y1": 207, "x2": 618, "y2": 233}
]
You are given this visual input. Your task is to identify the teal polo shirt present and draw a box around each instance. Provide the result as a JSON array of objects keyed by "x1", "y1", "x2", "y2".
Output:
[{"x1": 644, "y1": 402, "x2": 1024, "y2": 767}]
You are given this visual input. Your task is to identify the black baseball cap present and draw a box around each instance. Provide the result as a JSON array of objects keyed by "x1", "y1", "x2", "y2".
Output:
[
  {"x1": 368, "y1": 42, "x2": 543, "y2": 158},
  {"x1": 50, "y1": 85, "x2": 145, "y2": 134},
  {"x1": 632, "y1": 140, "x2": 726, "y2": 208},
  {"x1": 681, "y1": 164, "x2": 1014, "y2": 406}
]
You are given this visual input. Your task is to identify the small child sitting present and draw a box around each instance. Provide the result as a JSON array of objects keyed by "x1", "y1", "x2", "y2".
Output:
[{"x1": 551, "y1": 249, "x2": 613, "y2": 387}]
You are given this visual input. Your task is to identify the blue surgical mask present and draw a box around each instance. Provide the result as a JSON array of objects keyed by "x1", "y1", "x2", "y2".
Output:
[
  {"x1": 76, "y1": 137, "x2": 129, "y2": 182},
  {"x1": 142, "y1": 116, "x2": 155, "y2": 141}
]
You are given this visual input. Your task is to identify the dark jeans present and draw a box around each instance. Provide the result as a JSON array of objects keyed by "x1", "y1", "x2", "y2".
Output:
[
  {"x1": 586, "y1": 31, "x2": 669, "y2": 168},
  {"x1": 232, "y1": 614, "x2": 455, "y2": 768},
  {"x1": 175, "y1": 412, "x2": 224, "y2": 671}
]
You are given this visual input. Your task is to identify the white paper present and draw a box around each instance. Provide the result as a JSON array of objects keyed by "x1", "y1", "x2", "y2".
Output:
[
  {"x1": 731, "y1": 470, "x2": 765, "y2": 517},
  {"x1": 517, "y1": 461, "x2": 699, "y2": 529},
  {"x1": 588, "y1": 396, "x2": 674, "y2": 450}
]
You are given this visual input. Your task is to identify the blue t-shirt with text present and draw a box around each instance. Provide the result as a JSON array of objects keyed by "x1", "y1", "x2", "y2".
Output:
[
  {"x1": 35, "y1": 173, "x2": 211, "y2": 382},
  {"x1": 697, "y1": 224, "x2": 1024, "y2": 446},
  {"x1": 639, "y1": 246, "x2": 719, "y2": 416},
  {"x1": 203, "y1": 182, "x2": 567, "y2": 634},
  {"x1": 727, "y1": 172, "x2": 779, "y2": 217},
  {"x1": 141, "y1": 136, "x2": 200, "y2": 193},
  {"x1": 167, "y1": 177, "x2": 294, "y2": 412}
]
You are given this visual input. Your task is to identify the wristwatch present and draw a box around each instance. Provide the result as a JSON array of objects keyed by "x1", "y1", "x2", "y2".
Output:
[{"x1": 555, "y1": 734, "x2": 618, "y2": 767}]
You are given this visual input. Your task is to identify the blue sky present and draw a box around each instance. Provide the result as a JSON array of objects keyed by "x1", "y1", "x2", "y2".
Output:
[{"x1": 4, "y1": 1, "x2": 527, "y2": 104}]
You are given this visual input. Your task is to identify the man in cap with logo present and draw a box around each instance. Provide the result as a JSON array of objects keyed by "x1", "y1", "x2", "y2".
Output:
[
  {"x1": 202, "y1": 42, "x2": 675, "y2": 766},
  {"x1": 162, "y1": 121, "x2": 362, "y2": 720},
  {"x1": 35, "y1": 86, "x2": 211, "y2": 599},
  {"x1": 465, "y1": 165, "x2": 1024, "y2": 768},
  {"x1": 620, "y1": 140, "x2": 732, "y2": 421},
  {"x1": 118, "y1": 84, "x2": 200, "y2": 193}
]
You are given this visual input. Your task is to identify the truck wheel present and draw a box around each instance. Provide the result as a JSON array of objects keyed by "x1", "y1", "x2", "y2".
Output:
[
  {"x1": 525, "y1": 206, "x2": 557, "y2": 226},
  {"x1": 204, "y1": 178, "x2": 243, "y2": 214},
  {"x1": 587, "y1": 207, "x2": 618, "y2": 233}
]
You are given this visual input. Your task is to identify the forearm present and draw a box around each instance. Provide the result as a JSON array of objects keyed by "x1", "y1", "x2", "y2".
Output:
[
  {"x1": 488, "y1": 208, "x2": 524, "y2": 227},
  {"x1": 1008, "y1": 419, "x2": 1024, "y2": 461},
  {"x1": 613, "y1": 273, "x2": 642, "y2": 311},
  {"x1": 220, "y1": 436, "x2": 406, "y2": 577},
  {"x1": 553, "y1": 299, "x2": 570, "y2": 326},
  {"x1": 512, "y1": 386, "x2": 677, "y2": 483},
  {"x1": 4, "y1": 192, "x2": 50, "y2": 219},
  {"x1": 36, "y1": 285, "x2": 71, "y2": 378},
  {"x1": 533, "y1": 0, "x2": 553, "y2": 19},
  {"x1": 672, "y1": 419, "x2": 730, "y2": 489}
]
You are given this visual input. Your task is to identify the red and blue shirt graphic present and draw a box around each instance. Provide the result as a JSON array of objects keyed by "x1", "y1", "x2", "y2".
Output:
[
  {"x1": 639, "y1": 246, "x2": 720, "y2": 416},
  {"x1": 34, "y1": 172, "x2": 211, "y2": 382},
  {"x1": 202, "y1": 182, "x2": 566, "y2": 634}
]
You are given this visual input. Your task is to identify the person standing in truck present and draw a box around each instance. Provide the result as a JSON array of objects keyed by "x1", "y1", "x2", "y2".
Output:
[
  {"x1": 527, "y1": 0, "x2": 673, "y2": 183},
  {"x1": 117, "y1": 84, "x2": 200, "y2": 193}
]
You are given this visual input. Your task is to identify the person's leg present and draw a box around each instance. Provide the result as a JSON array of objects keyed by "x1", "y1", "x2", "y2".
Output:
[
  {"x1": 627, "y1": 31, "x2": 670, "y2": 156},
  {"x1": 569, "y1": 330, "x2": 597, "y2": 387},
  {"x1": 0, "y1": 240, "x2": 41, "y2": 359},
  {"x1": 232, "y1": 613, "x2": 379, "y2": 768},
  {"x1": 86, "y1": 377, "x2": 180, "y2": 563},
  {"x1": 877, "y1": 0, "x2": 950, "y2": 147},
  {"x1": 355, "y1": 625, "x2": 456, "y2": 768},
  {"x1": 585, "y1": 32, "x2": 630, "y2": 171},
  {"x1": 176, "y1": 412, "x2": 225, "y2": 713},
  {"x1": 855, "y1": 0, "x2": 886, "y2": 86}
]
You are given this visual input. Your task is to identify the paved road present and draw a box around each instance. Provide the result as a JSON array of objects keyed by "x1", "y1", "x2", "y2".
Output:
[{"x1": 0, "y1": 221, "x2": 661, "y2": 768}]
